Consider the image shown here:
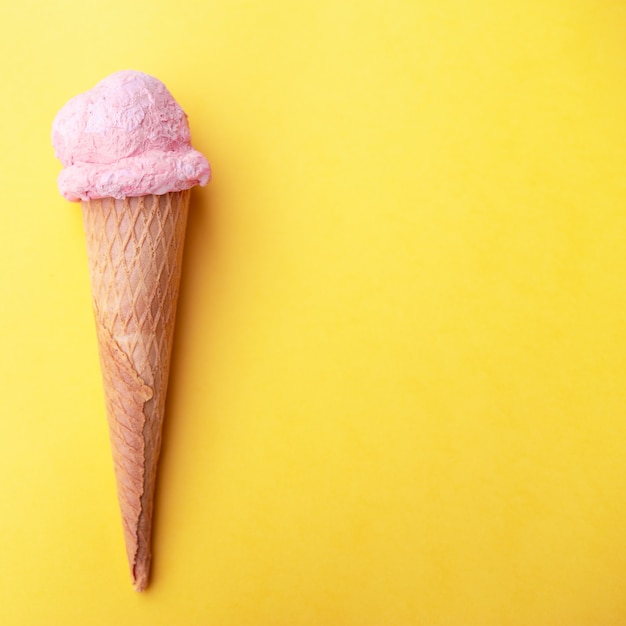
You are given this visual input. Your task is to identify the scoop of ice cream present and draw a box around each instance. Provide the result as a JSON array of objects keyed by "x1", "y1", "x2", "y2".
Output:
[{"x1": 52, "y1": 70, "x2": 211, "y2": 201}]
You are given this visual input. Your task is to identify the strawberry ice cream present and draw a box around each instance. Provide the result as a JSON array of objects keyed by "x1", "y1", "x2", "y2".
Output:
[{"x1": 52, "y1": 70, "x2": 210, "y2": 201}]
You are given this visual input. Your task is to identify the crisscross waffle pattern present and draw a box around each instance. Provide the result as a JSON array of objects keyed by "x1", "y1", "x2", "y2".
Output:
[{"x1": 81, "y1": 190, "x2": 190, "y2": 590}]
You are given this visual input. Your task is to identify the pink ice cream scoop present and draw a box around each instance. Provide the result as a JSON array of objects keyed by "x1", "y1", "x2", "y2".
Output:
[{"x1": 52, "y1": 70, "x2": 210, "y2": 201}]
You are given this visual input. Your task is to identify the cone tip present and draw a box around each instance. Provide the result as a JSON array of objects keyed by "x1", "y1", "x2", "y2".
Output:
[
  {"x1": 132, "y1": 561, "x2": 150, "y2": 592},
  {"x1": 133, "y1": 575, "x2": 149, "y2": 592}
]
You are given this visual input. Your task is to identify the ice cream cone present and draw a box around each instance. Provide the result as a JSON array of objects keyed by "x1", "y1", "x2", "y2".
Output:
[
  {"x1": 81, "y1": 190, "x2": 190, "y2": 591},
  {"x1": 53, "y1": 70, "x2": 210, "y2": 590}
]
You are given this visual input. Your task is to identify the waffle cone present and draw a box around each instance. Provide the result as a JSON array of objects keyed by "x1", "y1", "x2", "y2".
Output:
[{"x1": 81, "y1": 190, "x2": 190, "y2": 591}]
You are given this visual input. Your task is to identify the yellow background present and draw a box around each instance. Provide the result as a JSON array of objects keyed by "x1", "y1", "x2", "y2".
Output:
[{"x1": 1, "y1": 0, "x2": 626, "y2": 624}]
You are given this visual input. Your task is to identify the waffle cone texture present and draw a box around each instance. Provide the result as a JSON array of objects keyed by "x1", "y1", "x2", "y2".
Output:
[{"x1": 81, "y1": 190, "x2": 190, "y2": 591}]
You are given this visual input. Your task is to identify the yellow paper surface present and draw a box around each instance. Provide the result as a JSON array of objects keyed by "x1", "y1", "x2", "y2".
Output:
[{"x1": 1, "y1": 1, "x2": 626, "y2": 624}]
